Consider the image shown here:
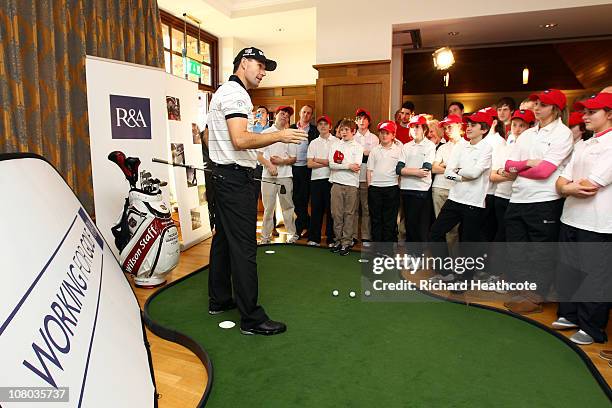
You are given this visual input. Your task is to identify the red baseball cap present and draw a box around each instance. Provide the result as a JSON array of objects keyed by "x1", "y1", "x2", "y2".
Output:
[
  {"x1": 355, "y1": 108, "x2": 371, "y2": 121},
  {"x1": 467, "y1": 110, "x2": 494, "y2": 127},
  {"x1": 408, "y1": 114, "x2": 428, "y2": 127},
  {"x1": 511, "y1": 109, "x2": 536, "y2": 124},
  {"x1": 438, "y1": 114, "x2": 463, "y2": 127},
  {"x1": 480, "y1": 107, "x2": 498, "y2": 118},
  {"x1": 276, "y1": 105, "x2": 294, "y2": 115},
  {"x1": 568, "y1": 111, "x2": 584, "y2": 127},
  {"x1": 529, "y1": 89, "x2": 567, "y2": 110},
  {"x1": 378, "y1": 120, "x2": 397, "y2": 134},
  {"x1": 573, "y1": 92, "x2": 612, "y2": 111},
  {"x1": 316, "y1": 115, "x2": 332, "y2": 126}
]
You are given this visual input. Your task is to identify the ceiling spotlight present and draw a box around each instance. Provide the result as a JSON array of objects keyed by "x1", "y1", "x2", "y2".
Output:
[
  {"x1": 539, "y1": 23, "x2": 558, "y2": 29},
  {"x1": 433, "y1": 47, "x2": 455, "y2": 71},
  {"x1": 276, "y1": 28, "x2": 284, "y2": 32},
  {"x1": 448, "y1": 31, "x2": 459, "y2": 36}
]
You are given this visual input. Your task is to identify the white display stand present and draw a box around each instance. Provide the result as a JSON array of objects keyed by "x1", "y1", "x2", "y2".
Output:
[{"x1": 85, "y1": 56, "x2": 211, "y2": 257}]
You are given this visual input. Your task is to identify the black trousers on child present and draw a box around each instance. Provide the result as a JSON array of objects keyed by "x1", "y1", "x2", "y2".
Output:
[
  {"x1": 309, "y1": 179, "x2": 334, "y2": 244},
  {"x1": 369, "y1": 185, "x2": 400, "y2": 242}
]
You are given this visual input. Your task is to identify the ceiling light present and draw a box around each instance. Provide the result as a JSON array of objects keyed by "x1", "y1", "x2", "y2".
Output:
[
  {"x1": 539, "y1": 23, "x2": 558, "y2": 29},
  {"x1": 448, "y1": 31, "x2": 459, "y2": 36},
  {"x1": 276, "y1": 28, "x2": 284, "y2": 32},
  {"x1": 432, "y1": 47, "x2": 455, "y2": 71}
]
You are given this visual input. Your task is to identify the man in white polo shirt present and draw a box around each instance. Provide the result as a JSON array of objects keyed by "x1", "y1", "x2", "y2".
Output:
[
  {"x1": 207, "y1": 47, "x2": 306, "y2": 336},
  {"x1": 307, "y1": 115, "x2": 337, "y2": 247},
  {"x1": 258, "y1": 106, "x2": 298, "y2": 244}
]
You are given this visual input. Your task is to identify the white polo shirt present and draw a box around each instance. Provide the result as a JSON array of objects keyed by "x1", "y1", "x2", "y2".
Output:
[
  {"x1": 328, "y1": 138, "x2": 364, "y2": 188},
  {"x1": 432, "y1": 140, "x2": 466, "y2": 190},
  {"x1": 261, "y1": 125, "x2": 297, "y2": 178},
  {"x1": 354, "y1": 129, "x2": 380, "y2": 182},
  {"x1": 484, "y1": 132, "x2": 506, "y2": 194},
  {"x1": 399, "y1": 138, "x2": 436, "y2": 191},
  {"x1": 560, "y1": 130, "x2": 612, "y2": 234},
  {"x1": 367, "y1": 141, "x2": 403, "y2": 187},
  {"x1": 207, "y1": 75, "x2": 257, "y2": 168},
  {"x1": 446, "y1": 140, "x2": 493, "y2": 208},
  {"x1": 508, "y1": 118, "x2": 573, "y2": 203},
  {"x1": 491, "y1": 137, "x2": 519, "y2": 200},
  {"x1": 307, "y1": 134, "x2": 338, "y2": 180}
]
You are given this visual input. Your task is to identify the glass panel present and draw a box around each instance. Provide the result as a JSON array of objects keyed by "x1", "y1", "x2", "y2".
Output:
[
  {"x1": 172, "y1": 53, "x2": 184, "y2": 78},
  {"x1": 201, "y1": 65, "x2": 212, "y2": 86},
  {"x1": 200, "y1": 42, "x2": 211, "y2": 64},
  {"x1": 162, "y1": 24, "x2": 170, "y2": 49},
  {"x1": 171, "y1": 28, "x2": 185, "y2": 54},
  {"x1": 186, "y1": 35, "x2": 199, "y2": 57},
  {"x1": 164, "y1": 51, "x2": 171, "y2": 73}
]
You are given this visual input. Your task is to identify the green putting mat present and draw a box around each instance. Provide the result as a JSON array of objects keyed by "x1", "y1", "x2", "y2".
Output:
[{"x1": 146, "y1": 245, "x2": 610, "y2": 407}]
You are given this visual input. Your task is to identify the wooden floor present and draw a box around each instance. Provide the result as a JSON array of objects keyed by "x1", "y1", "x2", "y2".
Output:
[{"x1": 133, "y1": 232, "x2": 611, "y2": 408}]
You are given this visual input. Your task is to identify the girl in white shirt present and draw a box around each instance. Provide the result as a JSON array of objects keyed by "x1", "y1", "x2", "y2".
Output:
[
  {"x1": 503, "y1": 89, "x2": 574, "y2": 315},
  {"x1": 553, "y1": 92, "x2": 612, "y2": 345},
  {"x1": 367, "y1": 121, "x2": 402, "y2": 242},
  {"x1": 397, "y1": 115, "x2": 436, "y2": 242}
]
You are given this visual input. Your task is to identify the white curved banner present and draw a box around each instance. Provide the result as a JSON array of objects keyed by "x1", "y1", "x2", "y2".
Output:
[{"x1": 0, "y1": 154, "x2": 155, "y2": 407}]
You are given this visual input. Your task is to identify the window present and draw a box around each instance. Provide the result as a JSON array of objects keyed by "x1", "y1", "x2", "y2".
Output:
[{"x1": 160, "y1": 10, "x2": 219, "y2": 91}]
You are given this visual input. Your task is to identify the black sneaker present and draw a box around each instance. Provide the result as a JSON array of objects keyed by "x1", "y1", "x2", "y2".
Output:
[
  {"x1": 330, "y1": 242, "x2": 342, "y2": 253},
  {"x1": 240, "y1": 319, "x2": 287, "y2": 336},
  {"x1": 208, "y1": 301, "x2": 237, "y2": 315},
  {"x1": 339, "y1": 246, "x2": 351, "y2": 256}
]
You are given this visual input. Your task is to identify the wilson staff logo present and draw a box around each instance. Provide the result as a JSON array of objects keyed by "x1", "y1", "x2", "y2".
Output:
[{"x1": 109, "y1": 94, "x2": 152, "y2": 139}]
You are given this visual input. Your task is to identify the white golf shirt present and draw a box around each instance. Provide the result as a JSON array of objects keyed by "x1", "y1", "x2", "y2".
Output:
[
  {"x1": 307, "y1": 134, "x2": 338, "y2": 180},
  {"x1": 446, "y1": 140, "x2": 493, "y2": 208},
  {"x1": 508, "y1": 118, "x2": 573, "y2": 203},
  {"x1": 399, "y1": 138, "x2": 436, "y2": 191},
  {"x1": 328, "y1": 138, "x2": 364, "y2": 188},
  {"x1": 484, "y1": 131, "x2": 506, "y2": 194},
  {"x1": 492, "y1": 136, "x2": 519, "y2": 200},
  {"x1": 367, "y1": 141, "x2": 403, "y2": 187},
  {"x1": 559, "y1": 130, "x2": 612, "y2": 234},
  {"x1": 261, "y1": 125, "x2": 297, "y2": 178},
  {"x1": 354, "y1": 129, "x2": 379, "y2": 183},
  {"x1": 432, "y1": 140, "x2": 466, "y2": 190}
]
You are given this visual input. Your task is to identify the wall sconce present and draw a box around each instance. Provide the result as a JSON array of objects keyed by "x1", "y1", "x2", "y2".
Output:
[
  {"x1": 443, "y1": 72, "x2": 450, "y2": 87},
  {"x1": 522, "y1": 67, "x2": 529, "y2": 85},
  {"x1": 433, "y1": 47, "x2": 455, "y2": 71}
]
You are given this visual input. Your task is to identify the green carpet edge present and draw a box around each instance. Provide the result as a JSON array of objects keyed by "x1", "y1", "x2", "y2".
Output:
[{"x1": 143, "y1": 243, "x2": 612, "y2": 406}]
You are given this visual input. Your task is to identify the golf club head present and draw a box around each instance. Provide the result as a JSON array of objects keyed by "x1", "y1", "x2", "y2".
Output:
[
  {"x1": 108, "y1": 151, "x2": 134, "y2": 182},
  {"x1": 125, "y1": 157, "x2": 141, "y2": 187}
]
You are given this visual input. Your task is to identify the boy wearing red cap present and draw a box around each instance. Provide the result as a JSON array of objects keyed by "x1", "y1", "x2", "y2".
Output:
[
  {"x1": 306, "y1": 115, "x2": 338, "y2": 247},
  {"x1": 503, "y1": 89, "x2": 574, "y2": 314},
  {"x1": 353, "y1": 108, "x2": 378, "y2": 246},
  {"x1": 397, "y1": 115, "x2": 436, "y2": 242},
  {"x1": 367, "y1": 121, "x2": 403, "y2": 242},
  {"x1": 568, "y1": 111, "x2": 592, "y2": 144},
  {"x1": 329, "y1": 119, "x2": 364, "y2": 256},
  {"x1": 553, "y1": 92, "x2": 612, "y2": 345},
  {"x1": 429, "y1": 110, "x2": 493, "y2": 284}
]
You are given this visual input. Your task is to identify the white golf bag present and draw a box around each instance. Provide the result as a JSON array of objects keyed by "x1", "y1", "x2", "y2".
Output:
[{"x1": 109, "y1": 151, "x2": 179, "y2": 287}]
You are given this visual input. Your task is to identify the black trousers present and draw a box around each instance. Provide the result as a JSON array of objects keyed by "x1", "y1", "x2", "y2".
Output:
[
  {"x1": 209, "y1": 165, "x2": 268, "y2": 329},
  {"x1": 556, "y1": 223, "x2": 612, "y2": 343},
  {"x1": 480, "y1": 194, "x2": 497, "y2": 242},
  {"x1": 493, "y1": 196, "x2": 509, "y2": 242},
  {"x1": 504, "y1": 199, "x2": 564, "y2": 296},
  {"x1": 402, "y1": 190, "x2": 431, "y2": 242},
  {"x1": 292, "y1": 165, "x2": 311, "y2": 234},
  {"x1": 368, "y1": 185, "x2": 400, "y2": 242},
  {"x1": 429, "y1": 199, "x2": 484, "y2": 277},
  {"x1": 309, "y1": 179, "x2": 334, "y2": 244}
]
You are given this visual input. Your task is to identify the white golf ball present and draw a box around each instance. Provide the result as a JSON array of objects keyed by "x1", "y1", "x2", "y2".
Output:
[
  {"x1": 349, "y1": 291, "x2": 356, "y2": 298},
  {"x1": 332, "y1": 290, "x2": 339, "y2": 297},
  {"x1": 364, "y1": 290, "x2": 371, "y2": 297}
]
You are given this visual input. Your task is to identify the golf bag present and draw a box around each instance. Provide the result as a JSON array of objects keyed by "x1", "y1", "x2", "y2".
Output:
[{"x1": 108, "y1": 151, "x2": 179, "y2": 287}]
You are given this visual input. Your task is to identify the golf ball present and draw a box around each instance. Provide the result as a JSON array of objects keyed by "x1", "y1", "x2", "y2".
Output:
[
  {"x1": 364, "y1": 290, "x2": 371, "y2": 297},
  {"x1": 349, "y1": 291, "x2": 356, "y2": 298},
  {"x1": 332, "y1": 290, "x2": 339, "y2": 297}
]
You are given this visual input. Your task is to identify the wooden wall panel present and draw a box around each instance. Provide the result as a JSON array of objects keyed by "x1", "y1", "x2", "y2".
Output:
[
  {"x1": 315, "y1": 60, "x2": 391, "y2": 125},
  {"x1": 249, "y1": 85, "x2": 316, "y2": 123},
  {"x1": 555, "y1": 40, "x2": 612, "y2": 89}
]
